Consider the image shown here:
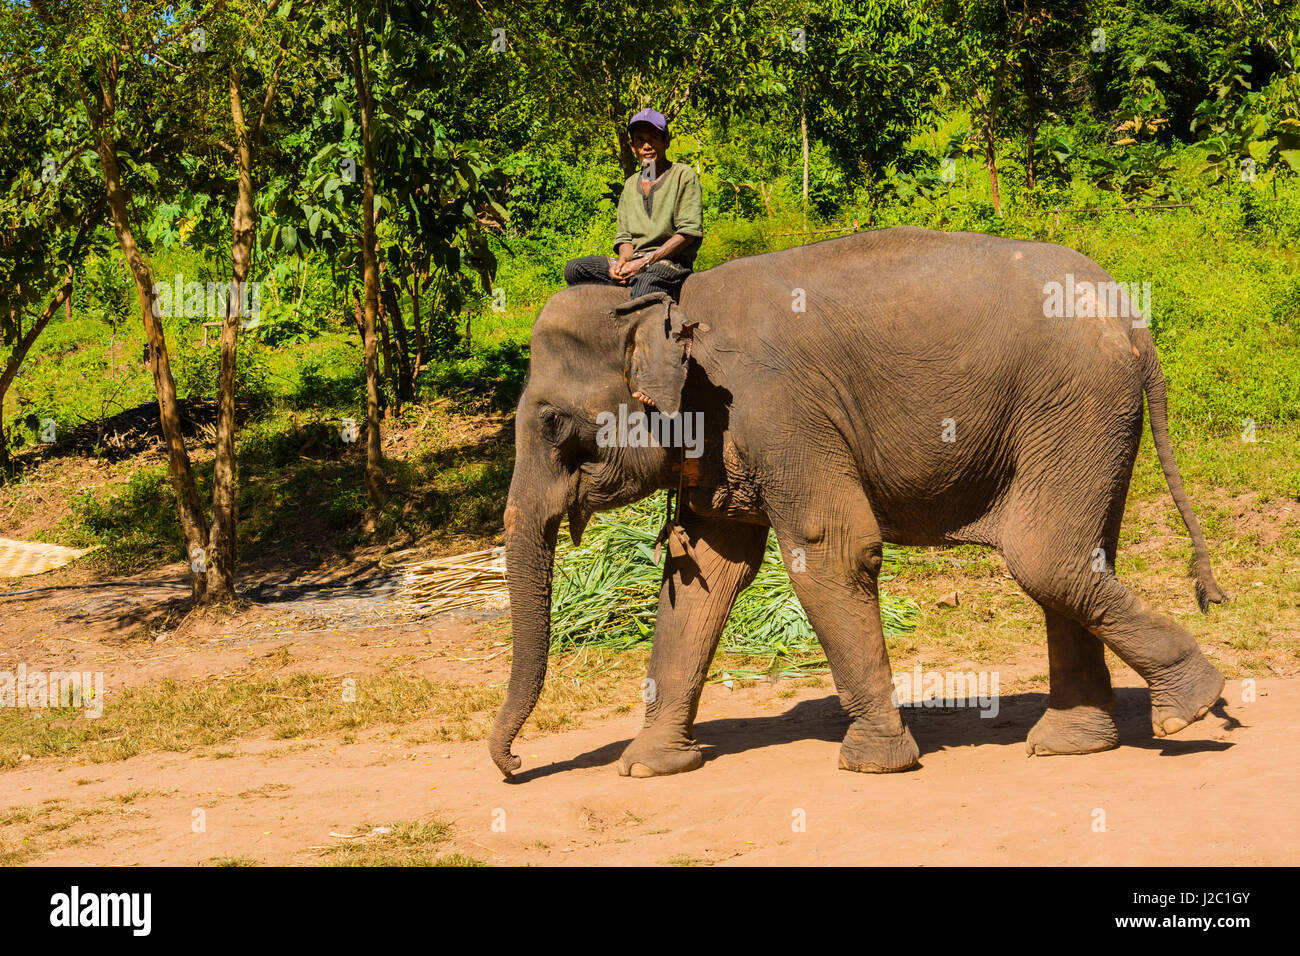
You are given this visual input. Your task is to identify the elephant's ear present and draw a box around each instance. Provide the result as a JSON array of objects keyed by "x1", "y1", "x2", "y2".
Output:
[{"x1": 615, "y1": 292, "x2": 707, "y2": 416}]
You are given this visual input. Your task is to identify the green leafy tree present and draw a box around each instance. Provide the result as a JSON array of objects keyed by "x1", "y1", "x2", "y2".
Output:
[
  {"x1": 18, "y1": 0, "x2": 219, "y2": 595},
  {"x1": 271, "y1": 0, "x2": 503, "y2": 507},
  {"x1": 0, "y1": 35, "x2": 106, "y2": 472},
  {"x1": 497, "y1": 0, "x2": 789, "y2": 176},
  {"x1": 936, "y1": 1, "x2": 1089, "y2": 215}
]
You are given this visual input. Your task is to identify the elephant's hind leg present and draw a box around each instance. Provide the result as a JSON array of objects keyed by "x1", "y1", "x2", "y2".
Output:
[
  {"x1": 1002, "y1": 518, "x2": 1223, "y2": 743},
  {"x1": 1003, "y1": 393, "x2": 1222, "y2": 744},
  {"x1": 1025, "y1": 612, "x2": 1118, "y2": 755},
  {"x1": 1029, "y1": 493, "x2": 1120, "y2": 755},
  {"x1": 617, "y1": 510, "x2": 767, "y2": 778}
]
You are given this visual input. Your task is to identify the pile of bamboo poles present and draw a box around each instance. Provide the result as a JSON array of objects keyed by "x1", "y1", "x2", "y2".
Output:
[{"x1": 389, "y1": 546, "x2": 509, "y2": 615}]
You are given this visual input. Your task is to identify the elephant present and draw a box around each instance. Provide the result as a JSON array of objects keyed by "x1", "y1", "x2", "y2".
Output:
[{"x1": 490, "y1": 225, "x2": 1227, "y2": 780}]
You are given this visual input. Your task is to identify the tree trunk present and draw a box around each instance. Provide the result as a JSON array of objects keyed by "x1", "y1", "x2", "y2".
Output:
[
  {"x1": 800, "y1": 88, "x2": 810, "y2": 214},
  {"x1": 96, "y1": 131, "x2": 209, "y2": 598},
  {"x1": 1024, "y1": 61, "x2": 1037, "y2": 194},
  {"x1": 979, "y1": 78, "x2": 1004, "y2": 217},
  {"x1": 351, "y1": 285, "x2": 366, "y2": 340},
  {"x1": 615, "y1": 126, "x2": 637, "y2": 178},
  {"x1": 611, "y1": 93, "x2": 635, "y2": 177},
  {"x1": 408, "y1": 264, "x2": 426, "y2": 380},
  {"x1": 350, "y1": 2, "x2": 388, "y2": 506},
  {"x1": 205, "y1": 64, "x2": 256, "y2": 604},
  {"x1": 383, "y1": 274, "x2": 414, "y2": 403},
  {"x1": 984, "y1": 119, "x2": 1002, "y2": 217},
  {"x1": 0, "y1": 279, "x2": 74, "y2": 476},
  {"x1": 377, "y1": 285, "x2": 395, "y2": 405}
]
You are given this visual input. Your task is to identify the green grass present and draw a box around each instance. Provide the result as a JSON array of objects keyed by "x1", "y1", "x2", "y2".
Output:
[
  {"x1": 0, "y1": 671, "x2": 494, "y2": 768},
  {"x1": 317, "y1": 818, "x2": 484, "y2": 867},
  {"x1": 1128, "y1": 422, "x2": 1300, "y2": 507},
  {"x1": 20, "y1": 387, "x2": 515, "y2": 572},
  {"x1": 0, "y1": 797, "x2": 145, "y2": 865},
  {"x1": 0, "y1": 651, "x2": 649, "y2": 769}
]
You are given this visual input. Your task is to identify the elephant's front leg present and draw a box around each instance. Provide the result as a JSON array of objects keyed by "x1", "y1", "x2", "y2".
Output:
[
  {"x1": 618, "y1": 510, "x2": 767, "y2": 777},
  {"x1": 771, "y1": 487, "x2": 920, "y2": 773}
]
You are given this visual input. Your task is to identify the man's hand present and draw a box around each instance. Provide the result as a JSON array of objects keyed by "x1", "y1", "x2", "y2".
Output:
[
  {"x1": 618, "y1": 256, "x2": 650, "y2": 279},
  {"x1": 607, "y1": 257, "x2": 628, "y2": 284}
]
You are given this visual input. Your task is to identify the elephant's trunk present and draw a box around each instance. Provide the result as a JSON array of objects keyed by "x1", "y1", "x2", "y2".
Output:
[{"x1": 488, "y1": 484, "x2": 563, "y2": 778}]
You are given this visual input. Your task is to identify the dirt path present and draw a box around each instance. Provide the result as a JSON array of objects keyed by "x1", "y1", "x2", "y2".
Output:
[
  {"x1": 5, "y1": 670, "x2": 1296, "y2": 866},
  {"x1": 3, "y1": 484, "x2": 1297, "y2": 866}
]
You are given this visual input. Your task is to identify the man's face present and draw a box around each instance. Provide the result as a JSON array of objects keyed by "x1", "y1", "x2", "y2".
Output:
[{"x1": 630, "y1": 125, "x2": 668, "y2": 167}]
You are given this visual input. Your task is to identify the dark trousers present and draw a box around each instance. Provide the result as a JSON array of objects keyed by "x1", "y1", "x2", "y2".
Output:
[{"x1": 563, "y1": 255, "x2": 691, "y2": 301}]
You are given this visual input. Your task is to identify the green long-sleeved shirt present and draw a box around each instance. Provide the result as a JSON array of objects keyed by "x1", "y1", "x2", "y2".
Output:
[{"x1": 612, "y1": 162, "x2": 703, "y2": 267}]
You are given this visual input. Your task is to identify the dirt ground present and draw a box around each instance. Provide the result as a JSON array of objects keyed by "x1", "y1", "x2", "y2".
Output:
[{"x1": 1, "y1": 558, "x2": 1296, "y2": 866}]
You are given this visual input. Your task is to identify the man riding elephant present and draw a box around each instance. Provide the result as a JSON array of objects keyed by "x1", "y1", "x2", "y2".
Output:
[{"x1": 563, "y1": 108, "x2": 703, "y2": 301}]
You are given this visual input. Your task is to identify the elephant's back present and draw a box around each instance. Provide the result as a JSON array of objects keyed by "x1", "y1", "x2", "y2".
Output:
[{"x1": 688, "y1": 226, "x2": 1140, "y2": 379}]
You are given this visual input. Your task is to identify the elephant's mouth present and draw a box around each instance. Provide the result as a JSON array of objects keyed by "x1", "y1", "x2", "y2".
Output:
[{"x1": 567, "y1": 499, "x2": 591, "y2": 546}]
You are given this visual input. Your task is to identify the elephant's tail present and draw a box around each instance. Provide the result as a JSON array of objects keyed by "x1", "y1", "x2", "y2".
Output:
[{"x1": 1137, "y1": 328, "x2": 1227, "y2": 612}]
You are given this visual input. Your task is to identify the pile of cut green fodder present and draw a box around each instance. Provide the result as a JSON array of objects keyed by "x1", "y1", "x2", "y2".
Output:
[{"x1": 550, "y1": 496, "x2": 918, "y2": 676}]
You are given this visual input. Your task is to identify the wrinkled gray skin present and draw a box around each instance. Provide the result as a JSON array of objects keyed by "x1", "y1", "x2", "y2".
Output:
[{"x1": 490, "y1": 226, "x2": 1226, "y2": 780}]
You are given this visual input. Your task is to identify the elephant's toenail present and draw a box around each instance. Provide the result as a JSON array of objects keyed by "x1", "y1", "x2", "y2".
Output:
[{"x1": 1162, "y1": 716, "x2": 1188, "y2": 735}]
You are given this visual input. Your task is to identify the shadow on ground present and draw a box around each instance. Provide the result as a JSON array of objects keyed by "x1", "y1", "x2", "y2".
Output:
[{"x1": 508, "y1": 688, "x2": 1237, "y2": 783}]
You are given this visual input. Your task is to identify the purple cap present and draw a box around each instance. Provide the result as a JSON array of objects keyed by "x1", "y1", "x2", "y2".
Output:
[{"x1": 627, "y1": 108, "x2": 670, "y2": 142}]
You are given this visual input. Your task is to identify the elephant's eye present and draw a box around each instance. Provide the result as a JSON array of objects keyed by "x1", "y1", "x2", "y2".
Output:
[
  {"x1": 540, "y1": 408, "x2": 595, "y2": 476},
  {"x1": 539, "y1": 407, "x2": 586, "y2": 467},
  {"x1": 539, "y1": 407, "x2": 571, "y2": 445}
]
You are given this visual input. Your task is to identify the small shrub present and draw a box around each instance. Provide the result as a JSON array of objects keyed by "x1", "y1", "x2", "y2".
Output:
[{"x1": 68, "y1": 468, "x2": 185, "y2": 570}]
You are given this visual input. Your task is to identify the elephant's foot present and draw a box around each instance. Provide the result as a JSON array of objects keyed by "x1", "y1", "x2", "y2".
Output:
[
  {"x1": 838, "y1": 718, "x2": 920, "y2": 773},
  {"x1": 1026, "y1": 705, "x2": 1118, "y2": 756},
  {"x1": 1149, "y1": 650, "x2": 1224, "y2": 738},
  {"x1": 616, "y1": 732, "x2": 703, "y2": 778}
]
